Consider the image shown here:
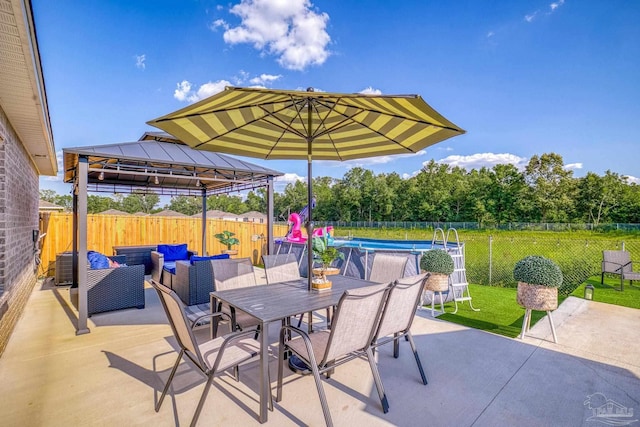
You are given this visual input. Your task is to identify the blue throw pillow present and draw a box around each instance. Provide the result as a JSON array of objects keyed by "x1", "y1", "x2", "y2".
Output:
[
  {"x1": 87, "y1": 251, "x2": 110, "y2": 269},
  {"x1": 190, "y1": 253, "x2": 230, "y2": 265},
  {"x1": 157, "y1": 243, "x2": 188, "y2": 262}
]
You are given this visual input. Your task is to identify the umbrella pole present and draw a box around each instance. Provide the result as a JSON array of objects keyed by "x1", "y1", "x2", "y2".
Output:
[{"x1": 306, "y1": 154, "x2": 313, "y2": 291}]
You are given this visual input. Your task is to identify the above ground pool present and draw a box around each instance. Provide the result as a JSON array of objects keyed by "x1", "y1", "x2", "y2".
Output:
[{"x1": 330, "y1": 237, "x2": 450, "y2": 252}]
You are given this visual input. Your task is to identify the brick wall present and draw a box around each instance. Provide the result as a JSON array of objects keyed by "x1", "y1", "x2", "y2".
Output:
[{"x1": 0, "y1": 105, "x2": 40, "y2": 356}]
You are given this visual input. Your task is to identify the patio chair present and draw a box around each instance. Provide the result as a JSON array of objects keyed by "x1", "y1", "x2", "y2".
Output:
[
  {"x1": 150, "y1": 280, "x2": 269, "y2": 427},
  {"x1": 373, "y1": 273, "x2": 429, "y2": 386},
  {"x1": 602, "y1": 250, "x2": 639, "y2": 291},
  {"x1": 276, "y1": 283, "x2": 392, "y2": 427},
  {"x1": 211, "y1": 257, "x2": 261, "y2": 336},
  {"x1": 369, "y1": 253, "x2": 409, "y2": 283},
  {"x1": 262, "y1": 253, "x2": 301, "y2": 283},
  {"x1": 262, "y1": 253, "x2": 327, "y2": 328}
]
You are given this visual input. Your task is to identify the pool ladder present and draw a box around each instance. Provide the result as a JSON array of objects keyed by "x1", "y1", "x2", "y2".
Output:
[{"x1": 429, "y1": 228, "x2": 479, "y2": 314}]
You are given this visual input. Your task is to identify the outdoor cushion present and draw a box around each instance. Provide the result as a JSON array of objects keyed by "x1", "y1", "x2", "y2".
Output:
[
  {"x1": 157, "y1": 243, "x2": 188, "y2": 262},
  {"x1": 190, "y1": 253, "x2": 230, "y2": 264},
  {"x1": 87, "y1": 251, "x2": 110, "y2": 269},
  {"x1": 163, "y1": 261, "x2": 178, "y2": 275}
]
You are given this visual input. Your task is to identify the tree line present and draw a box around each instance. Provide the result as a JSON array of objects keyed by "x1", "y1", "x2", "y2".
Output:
[{"x1": 41, "y1": 153, "x2": 639, "y2": 226}]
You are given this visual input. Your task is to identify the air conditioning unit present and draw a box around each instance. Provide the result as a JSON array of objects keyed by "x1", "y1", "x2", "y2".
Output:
[{"x1": 55, "y1": 252, "x2": 74, "y2": 285}]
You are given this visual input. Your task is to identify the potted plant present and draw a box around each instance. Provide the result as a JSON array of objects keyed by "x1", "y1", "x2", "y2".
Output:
[
  {"x1": 513, "y1": 255, "x2": 563, "y2": 311},
  {"x1": 311, "y1": 234, "x2": 344, "y2": 290},
  {"x1": 420, "y1": 249, "x2": 455, "y2": 292},
  {"x1": 215, "y1": 230, "x2": 240, "y2": 255}
]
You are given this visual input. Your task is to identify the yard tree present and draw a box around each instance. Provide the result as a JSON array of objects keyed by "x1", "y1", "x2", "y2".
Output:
[
  {"x1": 87, "y1": 195, "x2": 117, "y2": 213},
  {"x1": 244, "y1": 190, "x2": 265, "y2": 213},
  {"x1": 576, "y1": 171, "x2": 625, "y2": 225},
  {"x1": 167, "y1": 195, "x2": 201, "y2": 216},
  {"x1": 206, "y1": 194, "x2": 247, "y2": 214},
  {"x1": 277, "y1": 180, "x2": 308, "y2": 217},
  {"x1": 312, "y1": 176, "x2": 337, "y2": 221},
  {"x1": 414, "y1": 161, "x2": 455, "y2": 221},
  {"x1": 524, "y1": 153, "x2": 576, "y2": 222},
  {"x1": 121, "y1": 191, "x2": 159, "y2": 214},
  {"x1": 488, "y1": 164, "x2": 527, "y2": 224}
]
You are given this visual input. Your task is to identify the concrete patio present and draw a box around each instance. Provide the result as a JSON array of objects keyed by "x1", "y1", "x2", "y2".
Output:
[{"x1": 1, "y1": 276, "x2": 639, "y2": 426}]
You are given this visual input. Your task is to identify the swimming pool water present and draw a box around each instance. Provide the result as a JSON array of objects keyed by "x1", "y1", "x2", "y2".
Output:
[{"x1": 331, "y1": 237, "x2": 450, "y2": 251}]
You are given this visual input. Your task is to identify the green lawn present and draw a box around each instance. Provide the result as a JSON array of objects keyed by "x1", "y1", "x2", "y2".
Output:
[
  {"x1": 433, "y1": 285, "x2": 555, "y2": 338},
  {"x1": 569, "y1": 276, "x2": 640, "y2": 309},
  {"x1": 433, "y1": 277, "x2": 639, "y2": 338}
]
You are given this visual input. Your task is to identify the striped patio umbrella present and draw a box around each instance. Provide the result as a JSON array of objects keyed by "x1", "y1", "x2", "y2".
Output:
[{"x1": 148, "y1": 86, "x2": 465, "y2": 289}]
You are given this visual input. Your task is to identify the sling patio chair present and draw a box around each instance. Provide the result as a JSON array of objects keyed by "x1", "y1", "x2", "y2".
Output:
[
  {"x1": 602, "y1": 250, "x2": 640, "y2": 291},
  {"x1": 150, "y1": 279, "x2": 270, "y2": 427},
  {"x1": 211, "y1": 257, "x2": 261, "y2": 337},
  {"x1": 262, "y1": 253, "x2": 332, "y2": 329},
  {"x1": 262, "y1": 253, "x2": 301, "y2": 283},
  {"x1": 372, "y1": 273, "x2": 429, "y2": 387},
  {"x1": 369, "y1": 253, "x2": 409, "y2": 284},
  {"x1": 276, "y1": 282, "x2": 392, "y2": 427}
]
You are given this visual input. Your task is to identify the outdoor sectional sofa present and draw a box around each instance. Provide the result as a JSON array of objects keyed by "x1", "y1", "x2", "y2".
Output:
[
  {"x1": 70, "y1": 255, "x2": 145, "y2": 316},
  {"x1": 150, "y1": 244, "x2": 197, "y2": 286},
  {"x1": 171, "y1": 254, "x2": 230, "y2": 306}
]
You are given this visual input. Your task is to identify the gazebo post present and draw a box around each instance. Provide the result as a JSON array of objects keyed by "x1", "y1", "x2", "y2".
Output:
[
  {"x1": 267, "y1": 177, "x2": 274, "y2": 255},
  {"x1": 201, "y1": 187, "x2": 207, "y2": 256},
  {"x1": 76, "y1": 156, "x2": 90, "y2": 335}
]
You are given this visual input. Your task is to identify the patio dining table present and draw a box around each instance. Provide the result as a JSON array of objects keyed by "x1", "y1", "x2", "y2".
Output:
[{"x1": 210, "y1": 275, "x2": 379, "y2": 423}]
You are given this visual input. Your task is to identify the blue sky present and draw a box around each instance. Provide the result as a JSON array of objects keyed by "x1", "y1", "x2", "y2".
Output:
[{"x1": 34, "y1": 0, "x2": 640, "y2": 198}]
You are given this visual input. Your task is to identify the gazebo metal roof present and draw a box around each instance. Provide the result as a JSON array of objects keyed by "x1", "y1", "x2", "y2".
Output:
[{"x1": 63, "y1": 132, "x2": 284, "y2": 196}]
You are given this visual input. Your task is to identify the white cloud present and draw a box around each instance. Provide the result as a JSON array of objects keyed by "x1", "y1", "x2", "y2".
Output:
[
  {"x1": 625, "y1": 175, "x2": 639, "y2": 184},
  {"x1": 135, "y1": 54, "x2": 146, "y2": 70},
  {"x1": 174, "y1": 79, "x2": 232, "y2": 102},
  {"x1": 249, "y1": 73, "x2": 282, "y2": 85},
  {"x1": 435, "y1": 153, "x2": 528, "y2": 170},
  {"x1": 524, "y1": 11, "x2": 538, "y2": 22},
  {"x1": 564, "y1": 162, "x2": 583, "y2": 170},
  {"x1": 212, "y1": 18, "x2": 228, "y2": 30},
  {"x1": 487, "y1": 31, "x2": 495, "y2": 38},
  {"x1": 360, "y1": 86, "x2": 382, "y2": 95},
  {"x1": 550, "y1": 0, "x2": 565, "y2": 11},
  {"x1": 275, "y1": 173, "x2": 305, "y2": 183},
  {"x1": 217, "y1": 0, "x2": 331, "y2": 71}
]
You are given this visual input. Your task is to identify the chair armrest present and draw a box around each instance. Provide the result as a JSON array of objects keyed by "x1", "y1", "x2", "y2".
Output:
[
  {"x1": 151, "y1": 251, "x2": 164, "y2": 282},
  {"x1": 108, "y1": 255, "x2": 127, "y2": 265},
  {"x1": 190, "y1": 311, "x2": 231, "y2": 329}
]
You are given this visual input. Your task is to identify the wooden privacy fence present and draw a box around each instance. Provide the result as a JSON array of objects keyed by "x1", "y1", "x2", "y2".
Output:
[{"x1": 38, "y1": 212, "x2": 289, "y2": 277}]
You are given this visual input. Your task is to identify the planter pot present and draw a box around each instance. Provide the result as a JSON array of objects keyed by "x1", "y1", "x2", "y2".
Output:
[
  {"x1": 517, "y1": 282, "x2": 558, "y2": 311},
  {"x1": 312, "y1": 267, "x2": 340, "y2": 277},
  {"x1": 424, "y1": 273, "x2": 450, "y2": 292},
  {"x1": 312, "y1": 278, "x2": 332, "y2": 291},
  {"x1": 222, "y1": 249, "x2": 238, "y2": 256}
]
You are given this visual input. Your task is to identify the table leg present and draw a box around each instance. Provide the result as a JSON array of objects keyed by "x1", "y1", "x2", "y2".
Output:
[{"x1": 259, "y1": 320, "x2": 269, "y2": 423}]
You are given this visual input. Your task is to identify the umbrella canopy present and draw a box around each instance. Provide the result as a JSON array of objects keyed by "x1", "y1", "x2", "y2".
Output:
[{"x1": 148, "y1": 86, "x2": 465, "y2": 288}]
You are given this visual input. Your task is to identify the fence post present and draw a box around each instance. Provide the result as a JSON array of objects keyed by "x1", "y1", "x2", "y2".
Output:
[
  {"x1": 489, "y1": 235, "x2": 493, "y2": 285},
  {"x1": 622, "y1": 241, "x2": 625, "y2": 251}
]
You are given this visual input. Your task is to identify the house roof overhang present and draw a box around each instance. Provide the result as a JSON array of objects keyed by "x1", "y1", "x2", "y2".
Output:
[{"x1": 0, "y1": 0, "x2": 56, "y2": 175}]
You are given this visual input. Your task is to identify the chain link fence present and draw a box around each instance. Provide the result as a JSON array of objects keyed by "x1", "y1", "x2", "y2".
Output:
[
  {"x1": 319, "y1": 221, "x2": 640, "y2": 232},
  {"x1": 454, "y1": 236, "x2": 639, "y2": 296},
  {"x1": 326, "y1": 225, "x2": 639, "y2": 297}
]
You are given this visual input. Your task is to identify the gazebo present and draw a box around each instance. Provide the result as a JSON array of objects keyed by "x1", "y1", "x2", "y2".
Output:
[{"x1": 63, "y1": 132, "x2": 283, "y2": 334}]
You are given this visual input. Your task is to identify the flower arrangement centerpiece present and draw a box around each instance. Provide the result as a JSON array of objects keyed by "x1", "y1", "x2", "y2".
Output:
[
  {"x1": 420, "y1": 249, "x2": 455, "y2": 292},
  {"x1": 311, "y1": 233, "x2": 344, "y2": 290},
  {"x1": 513, "y1": 255, "x2": 563, "y2": 311}
]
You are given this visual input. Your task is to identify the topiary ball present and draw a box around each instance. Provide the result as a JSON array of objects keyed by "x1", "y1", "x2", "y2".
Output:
[
  {"x1": 513, "y1": 255, "x2": 563, "y2": 288},
  {"x1": 420, "y1": 249, "x2": 455, "y2": 275}
]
